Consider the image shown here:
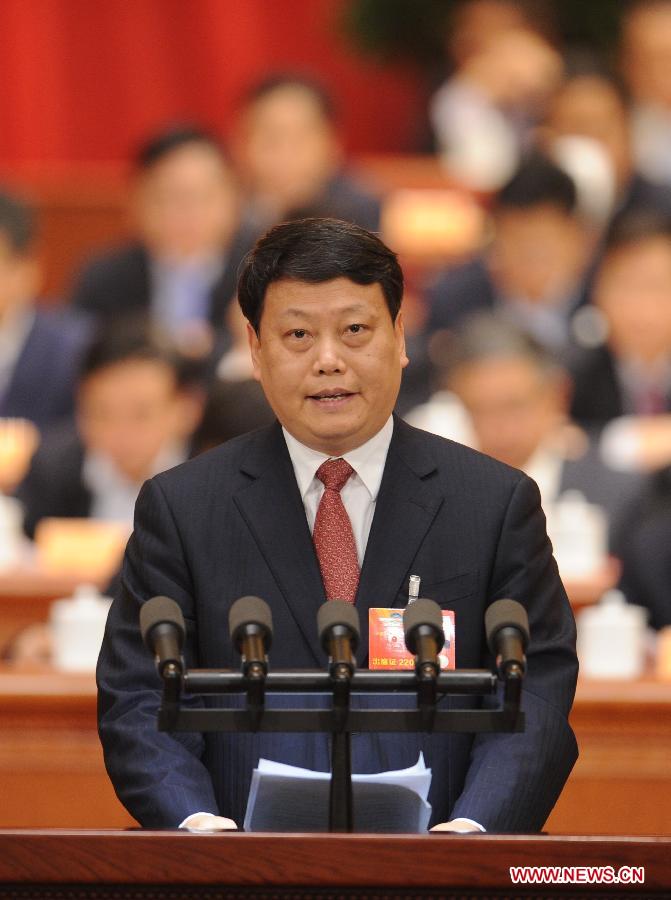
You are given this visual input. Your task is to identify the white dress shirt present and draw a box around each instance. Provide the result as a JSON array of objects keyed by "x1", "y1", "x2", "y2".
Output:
[{"x1": 282, "y1": 416, "x2": 393, "y2": 566}]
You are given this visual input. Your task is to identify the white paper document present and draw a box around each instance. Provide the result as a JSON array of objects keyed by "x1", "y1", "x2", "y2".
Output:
[{"x1": 243, "y1": 753, "x2": 432, "y2": 832}]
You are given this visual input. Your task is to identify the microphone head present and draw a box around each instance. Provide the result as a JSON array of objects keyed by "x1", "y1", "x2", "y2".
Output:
[
  {"x1": 139, "y1": 596, "x2": 185, "y2": 649},
  {"x1": 485, "y1": 599, "x2": 530, "y2": 653},
  {"x1": 229, "y1": 595, "x2": 273, "y2": 650},
  {"x1": 403, "y1": 598, "x2": 445, "y2": 654},
  {"x1": 317, "y1": 600, "x2": 360, "y2": 652}
]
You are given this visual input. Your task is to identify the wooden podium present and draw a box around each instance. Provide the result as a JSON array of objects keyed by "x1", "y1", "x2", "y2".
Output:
[{"x1": 0, "y1": 831, "x2": 670, "y2": 899}]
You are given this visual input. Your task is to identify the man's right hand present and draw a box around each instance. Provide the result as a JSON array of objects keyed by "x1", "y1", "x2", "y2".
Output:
[{"x1": 180, "y1": 813, "x2": 238, "y2": 832}]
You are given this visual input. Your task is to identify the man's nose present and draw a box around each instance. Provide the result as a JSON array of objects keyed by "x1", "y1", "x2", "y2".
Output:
[{"x1": 312, "y1": 336, "x2": 346, "y2": 375}]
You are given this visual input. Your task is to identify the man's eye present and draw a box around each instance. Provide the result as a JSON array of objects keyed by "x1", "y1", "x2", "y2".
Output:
[
  {"x1": 347, "y1": 324, "x2": 364, "y2": 334},
  {"x1": 291, "y1": 329, "x2": 307, "y2": 339}
]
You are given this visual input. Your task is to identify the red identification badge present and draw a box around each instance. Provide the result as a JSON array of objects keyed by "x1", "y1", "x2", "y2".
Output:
[{"x1": 369, "y1": 608, "x2": 455, "y2": 670}]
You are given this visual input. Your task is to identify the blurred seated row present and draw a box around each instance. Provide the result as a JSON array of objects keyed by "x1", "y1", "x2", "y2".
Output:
[
  {"x1": 408, "y1": 315, "x2": 645, "y2": 557},
  {"x1": 69, "y1": 77, "x2": 380, "y2": 359},
  {"x1": 407, "y1": 313, "x2": 671, "y2": 631}
]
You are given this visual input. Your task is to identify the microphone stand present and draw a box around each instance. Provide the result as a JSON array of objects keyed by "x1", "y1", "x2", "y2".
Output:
[
  {"x1": 155, "y1": 667, "x2": 524, "y2": 832},
  {"x1": 329, "y1": 662, "x2": 353, "y2": 832}
]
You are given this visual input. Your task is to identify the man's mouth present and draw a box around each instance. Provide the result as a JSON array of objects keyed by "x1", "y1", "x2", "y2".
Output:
[{"x1": 308, "y1": 389, "x2": 355, "y2": 403}]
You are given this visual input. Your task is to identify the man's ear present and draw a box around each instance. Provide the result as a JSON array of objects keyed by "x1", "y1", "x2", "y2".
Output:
[
  {"x1": 395, "y1": 311, "x2": 410, "y2": 370},
  {"x1": 247, "y1": 321, "x2": 262, "y2": 382}
]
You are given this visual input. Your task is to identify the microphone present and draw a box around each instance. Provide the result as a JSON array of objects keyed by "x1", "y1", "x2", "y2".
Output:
[
  {"x1": 485, "y1": 598, "x2": 530, "y2": 679},
  {"x1": 229, "y1": 596, "x2": 273, "y2": 678},
  {"x1": 403, "y1": 598, "x2": 445, "y2": 678},
  {"x1": 317, "y1": 600, "x2": 360, "y2": 679},
  {"x1": 139, "y1": 596, "x2": 185, "y2": 677}
]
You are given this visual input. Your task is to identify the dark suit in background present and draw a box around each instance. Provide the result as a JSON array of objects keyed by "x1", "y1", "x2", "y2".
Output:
[
  {"x1": 618, "y1": 464, "x2": 671, "y2": 629},
  {"x1": 14, "y1": 426, "x2": 90, "y2": 538},
  {"x1": 97, "y1": 418, "x2": 578, "y2": 832},
  {"x1": 620, "y1": 507, "x2": 671, "y2": 630},
  {"x1": 285, "y1": 172, "x2": 381, "y2": 234},
  {"x1": 424, "y1": 258, "x2": 496, "y2": 337},
  {"x1": 0, "y1": 310, "x2": 90, "y2": 429},
  {"x1": 559, "y1": 443, "x2": 647, "y2": 554},
  {"x1": 569, "y1": 345, "x2": 671, "y2": 430},
  {"x1": 70, "y1": 226, "x2": 258, "y2": 332}
]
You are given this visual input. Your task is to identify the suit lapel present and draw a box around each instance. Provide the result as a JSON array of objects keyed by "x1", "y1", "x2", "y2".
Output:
[
  {"x1": 233, "y1": 424, "x2": 326, "y2": 665},
  {"x1": 355, "y1": 418, "x2": 444, "y2": 666}
]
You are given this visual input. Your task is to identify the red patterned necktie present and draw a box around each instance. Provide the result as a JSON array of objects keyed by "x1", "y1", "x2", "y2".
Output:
[{"x1": 313, "y1": 458, "x2": 360, "y2": 604}]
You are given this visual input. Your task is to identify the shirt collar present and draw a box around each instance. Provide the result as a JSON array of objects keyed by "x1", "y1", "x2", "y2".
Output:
[{"x1": 282, "y1": 416, "x2": 394, "y2": 501}]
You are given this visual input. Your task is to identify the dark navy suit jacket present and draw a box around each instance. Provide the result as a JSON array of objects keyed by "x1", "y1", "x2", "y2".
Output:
[
  {"x1": 97, "y1": 418, "x2": 578, "y2": 831},
  {"x1": 0, "y1": 310, "x2": 90, "y2": 428},
  {"x1": 70, "y1": 226, "x2": 258, "y2": 331}
]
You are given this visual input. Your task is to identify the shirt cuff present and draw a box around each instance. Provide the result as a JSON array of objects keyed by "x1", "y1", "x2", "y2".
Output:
[
  {"x1": 179, "y1": 812, "x2": 217, "y2": 829},
  {"x1": 450, "y1": 817, "x2": 486, "y2": 832}
]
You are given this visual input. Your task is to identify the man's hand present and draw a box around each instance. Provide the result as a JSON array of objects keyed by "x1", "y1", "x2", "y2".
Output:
[
  {"x1": 430, "y1": 818, "x2": 484, "y2": 833},
  {"x1": 180, "y1": 813, "x2": 238, "y2": 832}
]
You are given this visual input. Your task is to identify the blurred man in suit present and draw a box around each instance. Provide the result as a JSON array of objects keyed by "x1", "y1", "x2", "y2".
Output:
[
  {"x1": 619, "y1": 462, "x2": 671, "y2": 629},
  {"x1": 98, "y1": 218, "x2": 577, "y2": 834},
  {"x1": 16, "y1": 320, "x2": 202, "y2": 538},
  {"x1": 424, "y1": 154, "x2": 592, "y2": 358},
  {"x1": 0, "y1": 189, "x2": 89, "y2": 430},
  {"x1": 435, "y1": 314, "x2": 645, "y2": 555},
  {"x1": 543, "y1": 69, "x2": 671, "y2": 226},
  {"x1": 621, "y1": 0, "x2": 671, "y2": 187},
  {"x1": 232, "y1": 75, "x2": 380, "y2": 232},
  {"x1": 570, "y1": 210, "x2": 671, "y2": 431},
  {"x1": 70, "y1": 125, "x2": 257, "y2": 358}
]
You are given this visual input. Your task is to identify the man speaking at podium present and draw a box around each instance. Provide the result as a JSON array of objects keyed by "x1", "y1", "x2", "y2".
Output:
[{"x1": 97, "y1": 218, "x2": 578, "y2": 833}]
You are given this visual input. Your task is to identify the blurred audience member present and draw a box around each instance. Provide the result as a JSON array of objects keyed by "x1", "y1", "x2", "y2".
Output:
[
  {"x1": 192, "y1": 379, "x2": 275, "y2": 455},
  {"x1": 232, "y1": 74, "x2": 380, "y2": 231},
  {"x1": 542, "y1": 70, "x2": 671, "y2": 227},
  {"x1": 424, "y1": 154, "x2": 592, "y2": 355},
  {"x1": 16, "y1": 321, "x2": 203, "y2": 538},
  {"x1": 430, "y1": 0, "x2": 562, "y2": 190},
  {"x1": 570, "y1": 211, "x2": 671, "y2": 437},
  {"x1": 411, "y1": 315, "x2": 644, "y2": 553},
  {"x1": 0, "y1": 189, "x2": 89, "y2": 430},
  {"x1": 619, "y1": 466, "x2": 671, "y2": 629},
  {"x1": 621, "y1": 0, "x2": 671, "y2": 186},
  {"x1": 70, "y1": 126, "x2": 255, "y2": 357}
]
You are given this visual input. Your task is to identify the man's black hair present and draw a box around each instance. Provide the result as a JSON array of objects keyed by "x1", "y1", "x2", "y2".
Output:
[
  {"x1": 0, "y1": 189, "x2": 36, "y2": 254},
  {"x1": 237, "y1": 217, "x2": 403, "y2": 334},
  {"x1": 79, "y1": 316, "x2": 193, "y2": 388},
  {"x1": 603, "y1": 208, "x2": 671, "y2": 255},
  {"x1": 243, "y1": 73, "x2": 336, "y2": 122},
  {"x1": 134, "y1": 124, "x2": 226, "y2": 171},
  {"x1": 497, "y1": 153, "x2": 577, "y2": 215}
]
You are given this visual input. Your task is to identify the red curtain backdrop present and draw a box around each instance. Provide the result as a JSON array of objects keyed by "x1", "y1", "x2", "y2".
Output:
[{"x1": 0, "y1": 0, "x2": 425, "y2": 165}]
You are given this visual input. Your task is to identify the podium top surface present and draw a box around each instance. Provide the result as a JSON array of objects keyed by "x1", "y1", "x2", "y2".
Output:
[{"x1": 0, "y1": 831, "x2": 670, "y2": 889}]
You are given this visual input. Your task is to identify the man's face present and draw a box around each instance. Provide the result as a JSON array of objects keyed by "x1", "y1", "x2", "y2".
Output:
[
  {"x1": 239, "y1": 86, "x2": 340, "y2": 214},
  {"x1": 623, "y1": 5, "x2": 671, "y2": 109},
  {"x1": 135, "y1": 143, "x2": 238, "y2": 262},
  {"x1": 248, "y1": 277, "x2": 408, "y2": 456},
  {"x1": 545, "y1": 77, "x2": 631, "y2": 187},
  {"x1": 595, "y1": 236, "x2": 671, "y2": 363},
  {"x1": 451, "y1": 356, "x2": 565, "y2": 470},
  {"x1": 77, "y1": 359, "x2": 198, "y2": 482},
  {"x1": 490, "y1": 205, "x2": 588, "y2": 303}
]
